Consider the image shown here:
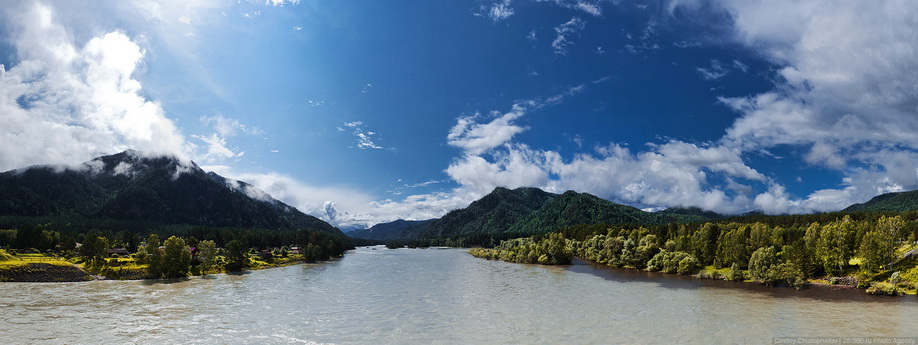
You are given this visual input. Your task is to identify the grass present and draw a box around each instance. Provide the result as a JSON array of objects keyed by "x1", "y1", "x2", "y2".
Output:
[{"x1": 0, "y1": 250, "x2": 78, "y2": 268}]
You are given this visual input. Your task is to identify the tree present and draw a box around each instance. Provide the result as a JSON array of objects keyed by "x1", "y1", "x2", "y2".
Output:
[
  {"x1": 225, "y1": 240, "x2": 249, "y2": 272},
  {"x1": 859, "y1": 215, "x2": 902, "y2": 273},
  {"x1": 817, "y1": 220, "x2": 850, "y2": 275},
  {"x1": 145, "y1": 234, "x2": 163, "y2": 278},
  {"x1": 197, "y1": 240, "x2": 217, "y2": 275},
  {"x1": 80, "y1": 232, "x2": 109, "y2": 264},
  {"x1": 748, "y1": 246, "x2": 778, "y2": 281},
  {"x1": 161, "y1": 236, "x2": 191, "y2": 278}
]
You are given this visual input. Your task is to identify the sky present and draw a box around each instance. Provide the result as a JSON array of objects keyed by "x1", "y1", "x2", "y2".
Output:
[{"x1": 1, "y1": 0, "x2": 917, "y2": 230}]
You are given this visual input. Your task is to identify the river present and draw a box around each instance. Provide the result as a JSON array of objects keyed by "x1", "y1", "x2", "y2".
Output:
[{"x1": 1, "y1": 246, "x2": 916, "y2": 344}]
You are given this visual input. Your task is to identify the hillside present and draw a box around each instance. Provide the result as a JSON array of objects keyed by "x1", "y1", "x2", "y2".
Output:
[
  {"x1": 658, "y1": 206, "x2": 725, "y2": 220},
  {"x1": 843, "y1": 190, "x2": 918, "y2": 213},
  {"x1": 418, "y1": 187, "x2": 557, "y2": 238},
  {"x1": 507, "y1": 191, "x2": 709, "y2": 233},
  {"x1": 0, "y1": 151, "x2": 342, "y2": 235},
  {"x1": 357, "y1": 187, "x2": 712, "y2": 242},
  {"x1": 347, "y1": 219, "x2": 434, "y2": 241}
]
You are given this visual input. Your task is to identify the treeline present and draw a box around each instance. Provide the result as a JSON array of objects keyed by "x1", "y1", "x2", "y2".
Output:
[
  {"x1": 383, "y1": 231, "x2": 540, "y2": 249},
  {"x1": 472, "y1": 215, "x2": 918, "y2": 292},
  {"x1": 0, "y1": 215, "x2": 356, "y2": 255},
  {"x1": 469, "y1": 233, "x2": 571, "y2": 265},
  {"x1": 72, "y1": 229, "x2": 355, "y2": 279}
]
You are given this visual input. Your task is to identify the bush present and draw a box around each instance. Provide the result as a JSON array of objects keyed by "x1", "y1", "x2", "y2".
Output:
[
  {"x1": 764, "y1": 262, "x2": 806, "y2": 288},
  {"x1": 866, "y1": 282, "x2": 904, "y2": 296},
  {"x1": 647, "y1": 251, "x2": 698, "y2": 274},
  {"x1": 725, "y1": 263, "x2": 744, "y2": 281}
]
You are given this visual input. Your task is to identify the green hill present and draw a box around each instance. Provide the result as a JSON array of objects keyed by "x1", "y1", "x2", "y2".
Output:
[
  {"x1": 0, "y1": 151, "x2": 342, "y2": 235},
  {"x1": 358, "y1": 187, "x2": 712, "y2": 242},
  {"x1": 419, "y1": 187, "x2": 556, "y2": 238},
  {"x1": 507, "y1": 191, "x2": 709, "y2": 233},
  {"x1": 843, "y1": 190, "x2": 918, "y2": 213}
]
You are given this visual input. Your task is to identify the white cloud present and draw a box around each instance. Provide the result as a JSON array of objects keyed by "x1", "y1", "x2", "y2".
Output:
[
  {"x1": 0, "y1": 3, "x2": 190, "y2": 172},
  {"x1": 447, "y1": 105, "x2": 529, "y2": 155},
  {"x1": 575, "y1": 2, "x2": 602, "y2": 16},
  {"x1": 732, "y1": 59, "x2": 748, "y2": 73},
  {"x1": 265, "y1": 0, "x2": 300, "y2": 6},
  {"x1": 696, "y1": 59, "x2": 728, "y2": 80},
  {"x1": 203, "y1": 166, "x2": 470, "y2": 229},
  {"x1": 194, "y1": 133, "x2": 244, "y2": 162},
  {"x1": 342, "y1": 121, "x2": 387, "y2": 150},
  {"x1": 552, "y1": 17, "x2": 586, "y2": 55},
  {"x1": 526, "y1": 29, "x2": 537, "y2": 42},
  {"x1": 484, "y1": 0, "x2": 514, "y2": 22}
]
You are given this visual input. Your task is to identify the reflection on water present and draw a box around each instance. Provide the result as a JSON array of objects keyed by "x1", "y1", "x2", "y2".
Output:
[{"x1": 1, "y1": 246, "x2": 916, "y2": 344}]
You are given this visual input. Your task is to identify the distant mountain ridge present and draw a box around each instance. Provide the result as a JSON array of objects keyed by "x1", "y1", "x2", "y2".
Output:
[
  {"x1": 0, "y1": 150, "x2": 342, "y2": 235},
  {"x1": 346, "y1": 219, "x2": 435, "y2": 241},
  {"x1": 349, "y1": 187, "x2": 713, "y2": 242},
  {"x1": 843, "y1": 190, "x2": 918, "y2": 213}
]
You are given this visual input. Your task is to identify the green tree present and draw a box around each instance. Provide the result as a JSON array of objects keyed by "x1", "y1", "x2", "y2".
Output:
[
  {"x1": 747, "y1": 223, "x2": 772, "y2": 252},
  {"x1": 225, "y1": 240, "x2": 249, "y2": 272},
  {"x1": 817, "y1": 220, "x2": 850, "y2": 275},
  {"x1": 145, "y1": 234, "x2": 163, "y2": 278},
  {"x1": 80, "y1": 232, "x2": 109, "y2": 264},
  {"x1": 161, "y1": 236, "x2": 191, "y2": 278},
  {"x1": 858, "y1": 216, "x2": 901, "y2": 273},
  {"x1": 748, "y1": 246, "x2": 778, "y2": 281},
  {"x1": 197, "y1": 240, "x2": 217, "y2": 275}
]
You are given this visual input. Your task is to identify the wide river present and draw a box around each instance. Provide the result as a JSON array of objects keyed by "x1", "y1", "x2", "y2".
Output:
[{"x1": 2, "y1": 246, "x2": 916, "y2": 344}]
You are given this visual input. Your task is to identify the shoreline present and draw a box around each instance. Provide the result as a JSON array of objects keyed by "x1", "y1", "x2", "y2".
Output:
[{"x1": 0, "y1": 255, "x2": 337, "y2": 283}]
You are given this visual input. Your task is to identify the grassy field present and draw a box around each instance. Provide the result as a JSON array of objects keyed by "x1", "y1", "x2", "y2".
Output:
[{"x1": 0, "y1": 250, "x2": 75, "y2": 268}]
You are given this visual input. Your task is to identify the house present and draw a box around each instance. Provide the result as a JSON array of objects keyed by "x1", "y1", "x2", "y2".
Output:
[
  {"x1": 289, "y1": 246, "x2": 301, "y2": 255},
  {"x1": 257, "y1": 249, "x2": 273, "y2": 259},
  {"x1": 107, "y1": 248, "x2": 130, "y2": 257}
]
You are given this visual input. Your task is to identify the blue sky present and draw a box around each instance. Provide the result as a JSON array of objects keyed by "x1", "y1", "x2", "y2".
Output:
[{"x1": 1, "y1": 1, "x2": 917, "y2": 229}]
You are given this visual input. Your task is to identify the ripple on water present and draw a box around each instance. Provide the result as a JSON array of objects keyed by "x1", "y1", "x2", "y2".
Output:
[{"x1": 1, "y1": 247, "x2": 917, "y2": 343}]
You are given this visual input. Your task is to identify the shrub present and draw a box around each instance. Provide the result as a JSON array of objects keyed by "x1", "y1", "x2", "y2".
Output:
[
  {"x1": 866, "y1": 282, "x2": 904, "y2": 296},
  {"x1": 725, "y1": 263, "x2": 744, "y2": 282}
]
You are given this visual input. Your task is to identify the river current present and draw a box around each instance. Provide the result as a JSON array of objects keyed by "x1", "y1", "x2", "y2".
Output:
[{"x1": 2, "y1": 246, "x2": 916, "y2": 344}]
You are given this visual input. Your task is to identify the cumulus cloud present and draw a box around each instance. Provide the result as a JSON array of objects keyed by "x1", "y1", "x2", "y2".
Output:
[
  {"x1": 447, "y1": 104, "x2": 530, "y2": 155},
  {"x1": 203, "y1": 166, "x2": 471, "y2": 229},
  {"x1": 0, "y1": 3, "x2": 190, "y2": 172},
  {"x1": 657, "y1": 0, "x2": 918, "y2": 211}
]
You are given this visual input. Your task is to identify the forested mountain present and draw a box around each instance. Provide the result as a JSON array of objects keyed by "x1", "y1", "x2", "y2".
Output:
[
  {"x1": 843, "y1": 190, "x2": 918, "y2": 213},
  {"x1": 357, "y1": 187, "x2": 716, "y2": 242},
  {"x1": 658, "y1": 206, "x2": 725, "y2": 220},
  {"x1": 418, "y1": 187, "x2": 557, "y2": 238},
  {"x1": 0, "y1": 151, "x2": 342, "y2": 235},
  {"x1": 346, "y1": 219, "x2": 434, "y2": 241},
  {"x1": 507, "y1": 191, "x2": 709, "y2": 233}
]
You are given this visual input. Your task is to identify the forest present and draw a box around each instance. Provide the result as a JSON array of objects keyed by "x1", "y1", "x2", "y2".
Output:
[
  {"x1": 0, "y1": 216, "x2": 358, "y2": 280},
  {"x1": 471, "y1": 213, "x2": 918, "y2": 296}
]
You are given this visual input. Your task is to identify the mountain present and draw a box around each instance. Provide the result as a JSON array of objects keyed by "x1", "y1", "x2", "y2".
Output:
[
  {"x1": 0, "y1": 150, "x2": 342, "y2": 235},
  {"x1": 347, "y1": 219, "x2": 435, "y2": 241},
  {"x1": 358, "y1": 186, "x2": 710, "y2": 242},
  {"x1": 506, "y1": 190, "x2": 709, "y2": 233},
  {"x1": 419, "y1": 187, "x2": 557, "y2": 238},
  {"x1": 657, "y1": 206, "x2": 724, "y2": 220},
  {"x1": 843, "y1": 190, "x2": 918, "y2": 213}
]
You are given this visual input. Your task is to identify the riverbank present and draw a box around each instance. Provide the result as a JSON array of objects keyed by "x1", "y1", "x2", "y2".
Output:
[
  {"x1": 0, "y1": 263, "x2": 93, "y2": 282},
  {"x1": 0, "y1": 251, "x2": 339, "y2": 282}
]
